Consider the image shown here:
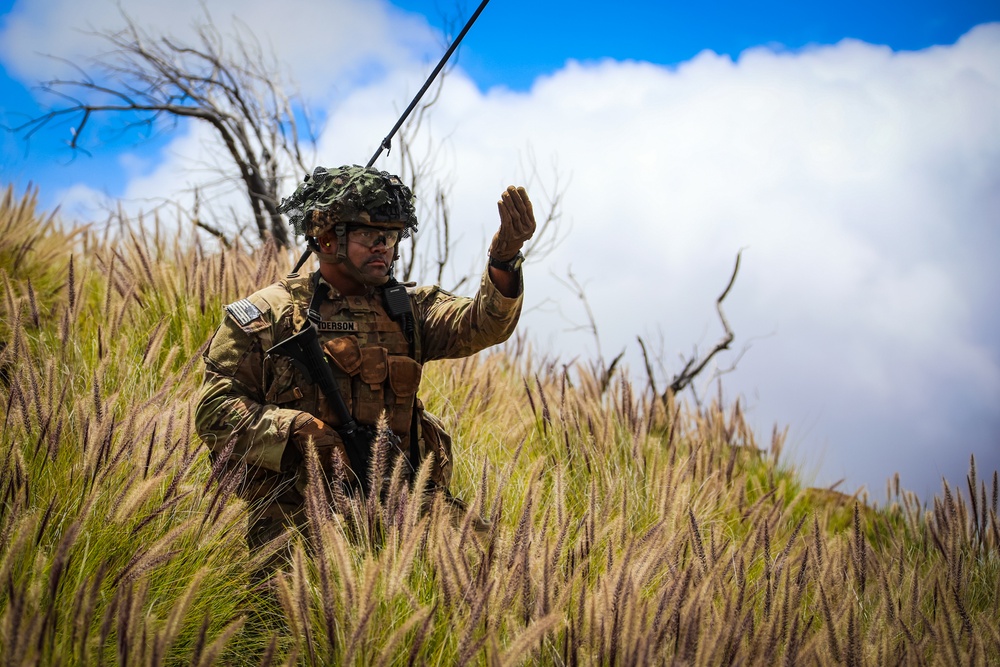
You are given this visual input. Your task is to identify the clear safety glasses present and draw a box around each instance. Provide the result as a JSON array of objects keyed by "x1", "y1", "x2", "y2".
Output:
[{"x1": 347, "y1": 226, "x2": 400, "y2": 249}]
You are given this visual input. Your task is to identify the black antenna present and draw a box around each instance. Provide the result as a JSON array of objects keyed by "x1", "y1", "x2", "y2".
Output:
[{"x1": 290, "y1": 0, "x2": 492, "y2": 274}]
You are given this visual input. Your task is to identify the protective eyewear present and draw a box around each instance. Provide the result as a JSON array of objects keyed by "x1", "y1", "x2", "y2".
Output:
[{"x1": 347, "y1": 226, "x2": 400, "y2": 248}]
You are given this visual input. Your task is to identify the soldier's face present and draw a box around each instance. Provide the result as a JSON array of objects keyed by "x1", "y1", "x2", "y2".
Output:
[
  {"x1": 347, "y1": 232, "x2": 393, "y2": 280},
  {"x1": 318, "y1": 230, "x2": 393, "y2": 285}
]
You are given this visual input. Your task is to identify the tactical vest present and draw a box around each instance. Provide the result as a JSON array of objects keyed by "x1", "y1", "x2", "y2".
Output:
[
  {"x1": 218, "y1": 270, "x2": 457, "y2": 500},
  {"x1": 279, "y1": 272, "x2": 423, "y2": 457}
]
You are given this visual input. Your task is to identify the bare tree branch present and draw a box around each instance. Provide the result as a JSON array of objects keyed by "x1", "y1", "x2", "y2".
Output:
[
  {"x1": 387, "y1": 55, "x2": 568, "y2": 289},
  {"x1": 516, "y1": 146, "x2": 570, "y2": 264},
  {"x1": 15, "y1": 4, "x2": 567, "y2": 283},
  {"x1": 13, "y1": 7, "x2": 315, "y2": 247},
  {"x1": 667, "y1": 250, "x2": 743, "y2": 395},
  {"x1": 433, "y1": 188, "x2": 452, "y2": 285},
  {"x1": 636, "y1": 250, "x2": 747, "y2": 405},
  {"x1": 553, "y1": 267, "x2": 602, "y2": 355},
  {"x1": 554, "y1": 266, "x2": 625, "y2": 393},
  {"x1": 193, "y1": 220, "x2": 232, "y2": 249}
]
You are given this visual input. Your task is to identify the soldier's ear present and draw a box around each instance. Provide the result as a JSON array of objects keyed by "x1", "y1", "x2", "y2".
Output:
[{"x1": 316, "y1": 232, "x2": 336, "y2": 251}]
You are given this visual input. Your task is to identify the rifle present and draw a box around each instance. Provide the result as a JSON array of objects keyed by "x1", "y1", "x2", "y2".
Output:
[{"x1": 265, "y1": 323, "x2": 374, "y2": 488}]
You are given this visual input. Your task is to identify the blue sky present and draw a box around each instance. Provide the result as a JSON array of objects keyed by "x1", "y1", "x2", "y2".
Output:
[
  {"x1": 1, "y1": 0, "x2": 998, "y2": 500},
  {"x1": 392, "y1": 0, "x2": 998, "y2": 88},
  {"x1": 2, "y1": 0, "x2": 997, "y2": 210},
  {"x1": 1, "y1": 0, "x2": 995, "y2": 211}
]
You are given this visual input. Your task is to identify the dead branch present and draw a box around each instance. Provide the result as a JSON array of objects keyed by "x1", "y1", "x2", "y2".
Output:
[
  {"x1": 14, "y1": 7, "x2": 315, "y2": 247},
  {"x1": 390, "y1": 84, "x2": 569, "y2": 289},
  {"x1": 16, "y1": 4, "x2": 568, "y2": 285},
  {"x1": 433, "y1": 188, "x2": 452, "y2": 285},
  {"x1": 193, "y1": 220, "x2": 232, "y2": 250},
  {"x1": 555, "y1": 266, "x2": 624, "y2": 392},
  {"x1": 668, "y1": 250, "x2": 742, "y2": 395},
  {"x1": 638, "y1": 250, "x2": 744, "y2": 403},
  {"x1": 553, "y1": 268, "x2": 602, "y2": 353},
  {"x1": 517, "y1": 146, "x2": 569, "y2": 264},
  {"x1": 386, "y1": 66, "x2": 451, "y2": 284}
]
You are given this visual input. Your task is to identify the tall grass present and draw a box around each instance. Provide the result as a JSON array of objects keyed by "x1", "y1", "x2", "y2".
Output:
[{"x1": 1, "y1": 184, "x2": 997, "y2": 665}]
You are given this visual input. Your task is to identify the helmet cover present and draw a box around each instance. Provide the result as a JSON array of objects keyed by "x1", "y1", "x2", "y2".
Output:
[{"x1": 279, "y1": 165, "x2": 417, "y2": 238}]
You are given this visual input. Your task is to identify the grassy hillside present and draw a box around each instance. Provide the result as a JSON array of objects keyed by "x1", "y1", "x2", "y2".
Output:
[{"x1": 1, "y1": 185, "x2": 998, "y2": 665}]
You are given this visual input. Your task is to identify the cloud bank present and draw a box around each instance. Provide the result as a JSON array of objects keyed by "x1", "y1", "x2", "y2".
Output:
[
  {"x1": 3, "y1": 1, "x2": 998, "y2": 499},
  {"x1": 323, "y1": 26, "x2": 1000, "y2": 499},
  {"x1": 0, "y1": 0, "x2": 438, "y2": 97}
]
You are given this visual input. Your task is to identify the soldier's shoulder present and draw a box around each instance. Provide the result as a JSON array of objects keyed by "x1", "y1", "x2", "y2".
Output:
[
  {"x1": 279, "y1": 272, "x2": 313, "y2": 299},
  {"x1": 224, "y1": 280, "x2": 296, "y2": 333},
  {"x1": 409, "y1": 283, "x2": 458, "y2": 304}
]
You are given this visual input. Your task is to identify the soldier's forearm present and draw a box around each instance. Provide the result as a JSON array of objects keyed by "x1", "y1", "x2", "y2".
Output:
[{"x1": 195, "y1": 377, "x2": 301, "y2": 472}]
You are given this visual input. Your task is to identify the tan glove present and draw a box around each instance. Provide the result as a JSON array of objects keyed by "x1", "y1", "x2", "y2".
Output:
[
  {"x1": 290, "y1": 413, "x2": 350, "y2": 477},
  {"x1": 489, "y1": 185, "x2": 536, "y2": 262}
]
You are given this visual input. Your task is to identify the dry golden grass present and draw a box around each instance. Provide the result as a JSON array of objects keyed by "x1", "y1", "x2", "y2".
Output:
[{"x1": 1, "y1": 185, "x2": 997, "y2": 665}]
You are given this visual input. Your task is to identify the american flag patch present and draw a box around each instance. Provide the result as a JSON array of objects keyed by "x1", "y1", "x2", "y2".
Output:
[{"x1": 225, "y1": 299, "x2": 263, "y2": 326}]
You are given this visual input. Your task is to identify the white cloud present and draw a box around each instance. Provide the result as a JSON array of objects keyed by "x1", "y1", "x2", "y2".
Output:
[
  {"x1": 9, "y1": 0, "x2": 999, "y2": 499},
  {"x1": 325, "y1": 23, "x2": 999, "y2": 498},
  {"x1": 0, "y1": 0, "x2": 438, "y2": 99}
]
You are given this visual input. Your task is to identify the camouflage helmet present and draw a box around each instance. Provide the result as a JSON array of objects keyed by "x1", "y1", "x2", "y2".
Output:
[{"x1": 278, "y1": 165, "x2": 417, "y2": 238}]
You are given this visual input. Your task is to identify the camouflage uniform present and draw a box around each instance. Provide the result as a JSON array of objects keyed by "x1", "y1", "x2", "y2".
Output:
[{"x1": 195, "y1": 258, "x2": 522, "y2": 549}]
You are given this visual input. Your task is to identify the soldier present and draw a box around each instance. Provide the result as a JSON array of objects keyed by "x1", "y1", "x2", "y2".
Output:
[{"x1": 195, "y1": 165, "x2": 535, "y2": 560}]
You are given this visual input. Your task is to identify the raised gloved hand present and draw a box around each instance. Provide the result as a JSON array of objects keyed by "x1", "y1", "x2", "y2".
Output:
[
  {"x1": 489, "y1": 185, "x2": 536, "y2": 262},
  {"x1": 290, "y1": 413, "x2": 350, "y2": 477}
]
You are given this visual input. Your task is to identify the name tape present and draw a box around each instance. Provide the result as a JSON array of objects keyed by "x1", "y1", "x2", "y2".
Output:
[{"x1": 316, "y1": 321, "x2": 359, "y2": 332}]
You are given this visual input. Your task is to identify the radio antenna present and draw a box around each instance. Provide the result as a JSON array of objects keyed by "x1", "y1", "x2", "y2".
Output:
[{"x1": 290, "y1": 0, "x2": 492, "y2": 274}]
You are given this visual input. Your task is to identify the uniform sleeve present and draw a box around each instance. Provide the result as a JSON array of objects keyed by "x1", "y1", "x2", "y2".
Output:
[
  {"x1": 415, "y1": 263, "x2": 524, "y2": 362},
  {"x1": 195, "y1": 313, "x2": 303, "y2": 473}
]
